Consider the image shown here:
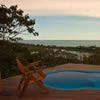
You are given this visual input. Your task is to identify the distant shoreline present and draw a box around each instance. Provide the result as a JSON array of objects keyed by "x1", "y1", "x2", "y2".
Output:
[{"x1": 18, "y1": 40, "x2": 100, "y2": 47}]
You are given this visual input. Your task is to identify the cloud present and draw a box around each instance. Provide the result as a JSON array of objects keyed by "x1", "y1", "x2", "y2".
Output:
[{"x1": 1, "y1": 0, "x2": 100, "y2": 17}]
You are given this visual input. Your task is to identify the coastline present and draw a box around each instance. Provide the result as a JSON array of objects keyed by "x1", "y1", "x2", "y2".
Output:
[{"x1": 19, "y1": 40, "x2": 100, "y2": 47}]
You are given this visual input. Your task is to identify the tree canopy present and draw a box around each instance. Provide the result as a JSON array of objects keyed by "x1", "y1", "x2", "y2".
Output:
[{"x1": 0, "y1": 4, "x2": 38, "y2": 41}]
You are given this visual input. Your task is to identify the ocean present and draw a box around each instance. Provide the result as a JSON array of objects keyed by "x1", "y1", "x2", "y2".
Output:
[{"x1": 19, "y1": 40, "x2": 100, "y2": 47}]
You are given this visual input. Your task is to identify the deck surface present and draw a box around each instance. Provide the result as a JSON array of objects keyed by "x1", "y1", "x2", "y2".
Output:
[{"x1": 1, "y1": 64, "x2": 100, "y2": 100}]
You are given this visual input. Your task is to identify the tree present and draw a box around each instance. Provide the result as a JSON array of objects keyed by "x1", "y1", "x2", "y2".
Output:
[{"x1": 0, "y1": 5, "x2": 38, "y2": 41}]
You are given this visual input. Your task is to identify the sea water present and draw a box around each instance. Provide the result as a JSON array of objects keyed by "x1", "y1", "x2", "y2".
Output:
[{"x1": 19, "y1": 40, "x2": 100, "y2": 47}]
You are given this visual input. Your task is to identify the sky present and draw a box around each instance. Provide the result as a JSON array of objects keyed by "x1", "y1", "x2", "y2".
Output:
[{"x1": 0, "y1": 0, "x2": 100, "y2": 40}]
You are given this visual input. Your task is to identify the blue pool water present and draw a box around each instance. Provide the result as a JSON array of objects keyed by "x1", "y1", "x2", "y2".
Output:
[{"x1": 42, "y1": 70, "x2": 100, "y2": 90}]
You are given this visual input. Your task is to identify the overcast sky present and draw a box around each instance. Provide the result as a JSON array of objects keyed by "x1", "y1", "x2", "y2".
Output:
[{"x1": 0, "y1": 0, "x2": 100, "y2": 40}]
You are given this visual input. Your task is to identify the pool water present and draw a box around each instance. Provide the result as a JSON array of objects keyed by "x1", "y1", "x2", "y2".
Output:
[{"x1": 42, "y1": 70, "x2": 100, "y2": 90}]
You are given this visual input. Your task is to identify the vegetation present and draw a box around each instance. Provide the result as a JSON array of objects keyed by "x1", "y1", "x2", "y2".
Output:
[
  {"x1": 0, "y1": 40, "x2": 100, "y2": 79},
  {"x1": 20, "y1": 43, "x2": 100, "y2": 66},
  {"x1": 0, "y1": 40, "x2": 32, "y2": 78},
  {"x1": 20, "y1": 43, "x2": 98, "y2": 53},
  {"x1": 0, "y1": 40, "x2": 80, "y2": 79},
  {"x1": 0, "y1": 4, "x2": 39, "y2": 78},
  {"x1": 83, "y1": 48, "x2": 100, "y2": 65},
  {"x1": 0, "y1": 5, "x2": 38, "y2": 41}
]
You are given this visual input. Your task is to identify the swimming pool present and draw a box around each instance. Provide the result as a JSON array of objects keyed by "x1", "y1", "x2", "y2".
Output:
[{"x1": 42, "y1": 70, "x2": 100, "y2": 90}]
